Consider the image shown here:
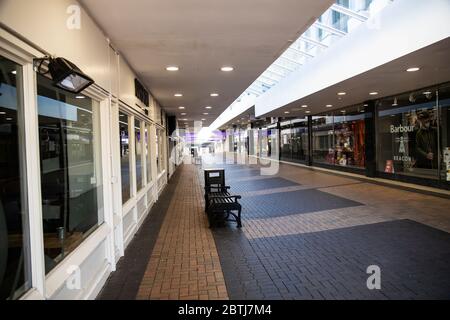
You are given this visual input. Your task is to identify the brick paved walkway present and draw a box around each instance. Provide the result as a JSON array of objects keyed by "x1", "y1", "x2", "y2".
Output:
[
  {"x1": 99, "y1": 155, "x2": 450, "y2": 300},
  {"x1": 203, "y1": 155, "x2": 450, "y2": 300},
  {"x1": 136, "y1": 164, "x2": 228, "y2": 300}
]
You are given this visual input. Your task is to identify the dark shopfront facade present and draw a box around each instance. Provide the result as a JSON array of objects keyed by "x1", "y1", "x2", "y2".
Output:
[{"x1": 253, "y1": 82, "x2": 450, "y2": 190}]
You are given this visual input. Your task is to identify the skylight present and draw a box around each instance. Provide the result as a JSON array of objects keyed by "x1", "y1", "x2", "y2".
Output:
[{"x1": 209, "y1": 0, "x2": 394, "y2": 130}]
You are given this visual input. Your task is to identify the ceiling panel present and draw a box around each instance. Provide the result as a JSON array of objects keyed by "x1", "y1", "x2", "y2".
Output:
[{"x1": 80, "y1": 0, "x2": 334, "y2": 126}]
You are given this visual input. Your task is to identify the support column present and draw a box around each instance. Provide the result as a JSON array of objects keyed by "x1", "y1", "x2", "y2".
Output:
[
  {"x1": 365, "y1": 101, "x2": 377, "y2": 177},
  {"x1": 307, "y1": 115, "x2": 313, "y2": 166}
]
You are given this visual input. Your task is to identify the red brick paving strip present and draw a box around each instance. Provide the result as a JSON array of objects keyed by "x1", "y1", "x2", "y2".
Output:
[{"x1": 137, "y1": 164, "x2": 229, "y2": 300}]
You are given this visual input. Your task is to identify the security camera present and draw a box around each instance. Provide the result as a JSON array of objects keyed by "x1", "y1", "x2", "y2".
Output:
[{"x1": 409, "y1": 94, "x2": 416, "y2": 103}]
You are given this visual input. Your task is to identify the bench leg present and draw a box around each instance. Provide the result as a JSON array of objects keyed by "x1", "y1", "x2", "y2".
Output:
[{"x1": 237, "y1": 208, "x2": 242, "y2": 228}]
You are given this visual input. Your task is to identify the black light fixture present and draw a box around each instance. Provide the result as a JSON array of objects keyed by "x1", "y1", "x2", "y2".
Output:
[{"x1": 35, "y1": 56, "x2": 94, "y2": 94}]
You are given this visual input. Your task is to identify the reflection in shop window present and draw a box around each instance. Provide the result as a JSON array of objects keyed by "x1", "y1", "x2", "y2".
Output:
[
  {"x1": 158, "y1": 129, "x2": 165, "y2": 173},
  {"x1": 37, "y1": 74, "x2": 103, "y2": 274},
  {"x1": 135, "y1": 120, "x2": 143, "y2": 191},
  {"x1": 119, "y1": 112, "x2": 131, "y2": 203},
  {"x1": 312, "y1": 116, "x2": 334, "y2": 164},
  {"x1": 0, "y1": 56, "x2": 31, "y2": 299},
  {"x1": 280, "y1": 118, "x2": 309, "y2": 163}
]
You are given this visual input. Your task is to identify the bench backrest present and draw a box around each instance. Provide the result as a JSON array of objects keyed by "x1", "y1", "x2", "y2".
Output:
[{"x1": 204, "y1": 169, "x2": 225, "y2": 188}]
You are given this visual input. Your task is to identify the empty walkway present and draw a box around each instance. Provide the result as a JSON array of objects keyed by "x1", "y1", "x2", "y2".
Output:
[{"x1": 99, "y1": 158, "x2": 450, "y2": 300}]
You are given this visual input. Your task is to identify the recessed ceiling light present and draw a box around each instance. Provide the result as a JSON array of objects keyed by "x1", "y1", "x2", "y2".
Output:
[
  {"x1": 0, "y1": 111, "x2": 6, "y2": 115},
  {"x1": 369, "y1": 92, "x2": 379, "y2": 95},
  {"x1": 406, "y1": 67, "x2": 420, "y2": 72},
  {"x1": 301, "y1": 105, "x2": 308, "y2": 108},
  {"x1": 221, "y1": 66, "x2": 234, "y2": 72},
  {"x1": 210, "y1": 93, "x2": 219, "y2": 97},
  {"x1": 337, "y1": 92, "x2": 346, "y2": 96},
  {"x1": 422, "y1": 91, "x2": 432, "y2": 95},
  {"x1": 11, "y1": 70, "x2": 17, "y2": 75},
  {"x1": 205, "y1": 106, "x2": 212, "y2": 109},
  {"x1": 178, "y1": 106, "x2": 185, "y2": 109},
  {"x1": 181, "y1": 113, "x2": 186, "y2": 116},
  {"x1": 341, "y1": 110, "x2": 346, "y2": 113},
  {"x1": 6, "y1": 118, "x2": 13, "y2": 121},
  {"x1": 174, "y1": 93, "x2": 183, "y2": 97},
  {"x1": 326, "y1": 104, "x2": 333, "y2": 108},
  {"x1": 305, "y1": 111, "x2": 311, "y2": 114},
  {"x1": 284, "y1": 111, "x2": 290, "y2": 114},
  {"x1": 203, "y1": 113, "x2": 209, "y2": 115},
  {"x1": 363, "y1": 104, "x2": 368, "y2": 107},
  {"x1": 166, "y1": 66, "x2": 179, "y2": 71},
  {"x1": 181, "y1": 118, "x2": 188, "y2": 121},
  {"x1": 361, "y1": 110, "x2": 365, "y2": 113},
  {"x1": 75, "y1": 95, "x2": 85, "y2": 99},
  {"x1": 201, "y1": 119, "x2": 206, "y2": 121}
]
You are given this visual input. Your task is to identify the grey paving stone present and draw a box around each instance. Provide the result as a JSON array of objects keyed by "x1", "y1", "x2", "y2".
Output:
[
  {"x1": 239, "y1": 188, "x2": 363, "y2": 219},
  {"x1": 213, "y1": 218, "x2": 450, "y2": 300}
]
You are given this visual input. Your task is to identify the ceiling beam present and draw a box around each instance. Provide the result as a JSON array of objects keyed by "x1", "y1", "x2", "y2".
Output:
[{"x1": 331, "y1": 3, "x2": 369, "y2": 22}]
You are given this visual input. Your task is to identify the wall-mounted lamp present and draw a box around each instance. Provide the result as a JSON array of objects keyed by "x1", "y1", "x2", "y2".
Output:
[{"x1": 34, "y1": 56, "x2": 94, "y2": 94}]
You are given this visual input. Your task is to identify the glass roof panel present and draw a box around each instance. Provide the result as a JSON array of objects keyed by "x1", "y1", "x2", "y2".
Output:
[{"x1": 210, "y1": 0, "x2": 394, "y2": 130}]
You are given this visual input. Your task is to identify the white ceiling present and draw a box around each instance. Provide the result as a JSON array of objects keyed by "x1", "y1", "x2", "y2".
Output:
[
  {"x1": 258, "y1": 37, "x2": 450, "y2": 118},
  {"x1": 80, "y1": 0, "x2": 334, "y2": 125}
]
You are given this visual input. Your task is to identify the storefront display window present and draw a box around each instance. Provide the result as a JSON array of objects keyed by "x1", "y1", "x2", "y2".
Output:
[
  {"x1": 281, "y1": 118, "x2": 309, "y2": 163},
  {"x1": 119, "y1": 112, "x2": 131, "y2": 203},
  {"x1": 0, "y1": 56, "x2": 31, "y2": 299},
  {"x1": 377, "y1": 87, "x2": 440, "y2": 180},
  {"x1": 135, "y1": 119, "x2": 143, "y2": 191},
  {"x1": 312, "y1": 108, "x2": 366, "y2": 168},
  {"x1": 439, "y1": 83, "x2": 450, "y2": 183},
  {"x1": 333, "y1": 107, "x2": 366, "y2": 168},
  {"x1": 280, "y1": 121, "x2": 293, "y2": 161},
  {"x1": 37, "y1": 74, "x2": 103, "y2": 274},
  {"x1": 312, "y1": 116, "x2": 334, "y2": 164}
]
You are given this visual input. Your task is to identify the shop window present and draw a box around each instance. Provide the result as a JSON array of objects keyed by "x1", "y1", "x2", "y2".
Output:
[
  {"x1": 119, "y1": 112, "x2": 131, "y2": 204},
  {"x1": 439, "y1": 83, "x2": 450, "y2": 183},
  {"x1": 312, "y1": 108, "x2": 366, "y2": 168},
  {"x1": 135, "y1": 119, "x2": 143, "y2": 191},
  {"x1": 376, "y1": 87, "x2": 439, "y2": 180},
  {"x1": 0, "y1": 56, "x2": 31, "y2": 299},
  {"x1": 312, "y1": 116, "x2": 334, "y2": 164},
  {"x1": 280, "y1": 118, "x2": 309, "y2": 163},
  {"x1": 156, "y1": 128, "x2": 161, "y2": 174},
  {"x1": 292, "y1": 118, "x2": 309, "y2": 162},
  {"x1": 145, "y1": 125, "x2": 152, "y2": 184},
  {"x1": 37, "y1": 74, "x2": 103, "y2": 274},
  {"x1": 280, "y1": 121, "x2": 293, "y2": 161},
  {"x1": 333, "y1": 108, "x2": 366, "y2": 168},
  {"x1": 158, "y1": 129, "x2": 165, "y2": 173}
]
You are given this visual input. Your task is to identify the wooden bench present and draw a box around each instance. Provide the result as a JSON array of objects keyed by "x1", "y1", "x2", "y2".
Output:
[{"x1": 204, "y1": 169, "x2": 242, "y2": 228}]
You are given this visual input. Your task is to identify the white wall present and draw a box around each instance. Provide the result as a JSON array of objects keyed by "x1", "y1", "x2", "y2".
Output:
[
  {"x1": 0, "y1": 0, "x2": 170, "y2": 300},
  {"x1": 255, "y1": 0, "x2": 450, "y2": 116}
]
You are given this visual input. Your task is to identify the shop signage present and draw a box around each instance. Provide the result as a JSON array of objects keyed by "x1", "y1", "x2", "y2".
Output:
[
  {"x1": 134, "y1": 78, "x2": 149, "y2": 107},
  {"x1": 390, "y1": 125, "x2": 415, "y2": 134}
]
